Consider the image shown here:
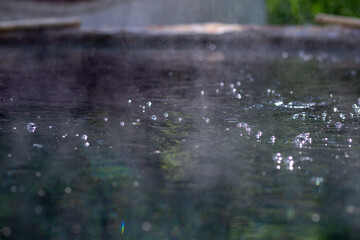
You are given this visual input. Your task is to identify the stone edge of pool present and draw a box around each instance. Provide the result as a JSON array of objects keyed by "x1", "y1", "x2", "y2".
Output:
[{"x1": 0, "y1": 23, "x2": 359, "y2": 51}]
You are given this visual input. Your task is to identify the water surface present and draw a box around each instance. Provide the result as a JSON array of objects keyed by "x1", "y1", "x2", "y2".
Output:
[{"x1": 1, "y1": 46, "x2": 360, "y2": 239}]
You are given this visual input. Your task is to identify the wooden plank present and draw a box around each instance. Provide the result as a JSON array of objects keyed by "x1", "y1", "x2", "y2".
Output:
[
  {"x1": 0, "y1": 17, "x2": 81, "y2": 32},
  {"x1": 315, "y1": 13, "x2": 360, "y2": 29}
]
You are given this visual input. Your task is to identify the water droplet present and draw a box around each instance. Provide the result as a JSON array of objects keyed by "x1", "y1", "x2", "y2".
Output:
[
  {"x1": 219, "y1": 82, "x2": 224, "y2": 87},
  {"x1": 232, "y1": 88, "x2": 237, "y2": 94},
  {"x1": 33, "y1": 144, "x2": 43, "y2": 148},
  {"x1": 128, "y1": 100, "x2": 132, "y2": 104},
  {"x1": 164, "y1": 112, "x2": 169, "y2": 118},
  {"x1": 352, "y1": 104, "x2": 360, "y2": 115},
  {"x1": 282, "y1": 52, "x2": 288, "y2": 58},
  {"x1": 142, "y1": 222, "x2": 152, "y2": 231},
  {"x1": 26, "y1": 123, "x2": 36, "y2": 133},
  {"x1": 235, "y1": 94, "x2": 242, "y2": 99},
  {"x1": 120, "y1": 121, "x2": 125, "y2": 127},
  {"x1": 84, "y1": 142, "x2": 90, "y2": 147},
  {"x1": 230, "y1": 83, "x2": 235, "y2": 88},
  {"x1": 178, "y1": 117, "x2": 183, "y2": 122},
  {"x1": 204, "y1": 118, "x2": 210, "y2": 123},
  {"x1": 104, "y1": 117, "x2": 108, "y2": 122},
  {"x1": 64, "y1": 187, "x2": 72, "y2": 194},
  {"x1": 294, "y1": 133, "x2": 311, "y2": 148},
  {"x1": 256, "y1": 131, "x2": 263, "y2": 139},
  {"x1": 151, "y1": 115, "x2": 157, "y2": 121},
  {"x1": 147, "y1": 101, "x2": 152, "y2": 107},
  {"x1": 82, "y1": 135, "x2": 88, "y2": 141},
  {"x1": 236, "y1": 81, "x2": 241, "y2": 86},
  {"x1": 200, "y1": 90, "x2": 205, "y2": 96},
  {"x1": 335, "y1": 122, "x2": 343, "y2": 130},
  {"x1": 270, "y1": 136, "x2": 276, "y2": 144}
]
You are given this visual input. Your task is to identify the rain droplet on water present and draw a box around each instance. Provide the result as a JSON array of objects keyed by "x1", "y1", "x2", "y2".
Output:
[
  {"x1": 204, "y1": 118, "x2": 210, "y2": 123},
  {"x1": 178, "y1": 117, "x2": 183, "y2": 122},
  {"x1": 82, "y1": 135, "x2": 88, "y2": 141},
  {"x1": 147, "y1": 101, "x2": 152, "y2": 107},
  {"x1": 84, "y1": 142, "x2": 90, "y2": 147},
  {"x1": 201, "y1": 90, "x2": 205, "y2": 96},
  {"x1": 352, "y1": 104, "x2": 360, "y2": 115},
  {"x1": 219, "y1": 82, "x2": 224, "y2": 87},
  {"x1": 26, "y1": 123, "x2": 36, "y2": 133},
  {"x1": 335, "y1": 122, "x2": 343, "y2": 130},
  {"x1": 128, "y1": 100, "x2": 132, "y2": 104},
  {"x1": 120, "y1": 121, "x2": 125, "y2": 127},
  {"x1": 164, "y1": 112, "x2": 169, "y2": 118},
  {"x1": 104, "y1": 117, "x2": 108, "y2": 122},
  {"x1": 235, "y1": 94, "x2": 242, "y2": 99},
  {"x1": 151, "y1": 115, "x2": 157, "y2": 121}
]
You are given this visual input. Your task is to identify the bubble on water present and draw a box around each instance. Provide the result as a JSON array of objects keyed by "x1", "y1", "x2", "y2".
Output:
[
  {"x1": 142, "y1": 222, "x2": 152, "y2": 231},
  {"x1": 1, "y1": 226, "x2": 11, "y2": 237},
  {"x1": 10, "y1": 186, "x2": 17, "y2": 192},
  {"x1": 215, "y1": 89, "x2": 219, "y2": 93},
  {"x1": 178, "y1": 117, "x2": 183, "y2": 122},
  {"x1": 120, "y1": 121, "x2": 125, "y2": 126},
  {"x1": 352, "y1": 104, "x2": 360, "y2": 115},
  {"x1": 311, "y1": 213, "x2": 320, "y2": 222},
  {"x1": 128, "y1": 100, "x2": 132, "y2": 104},
  {"x1": 13, "y1": 127, "x2": 16, "y2": 130},
  {"x1": 219, "y1": 82, "x2": 224, "y2": 87},
  {"x1": 311, "y1": 177, "x2": 324, "y2": 186},
  {"x1": 282, "y1": 52, "x2": 288, "y2": 58},
  {"x1": 34, "y1": 205, "x2": 42, "y2": 214},
  {"x1": 339, "y1": 113, "x2": 346, "y2": 120},
  {"x1": 274, "y1": 100, "x2": 283, "y2": 106},
  {"x1": 246, "y1": 74, "x2": 254, "y2": 82},
  {"x1": 269, "y1": 136, "x2": 276, "y2": 144},
  {"x1": 273, "y1": 153, "x2": 283, "y2": 164},
  {"x1": 164, "y1": 112, "x2": 169, "y2": 118},
  {"x1": 229, "y1": 83, "x2": 235, "y2": 88},
  {"x1": 236, "y1": 81, "x2": 241, "y2": 86},
  {"x1": 82, "y1": 135, "x2": 88, "y2": 141},
  {"x1": 232, "y1": 88, "x2": 237, "y2": 94},
  {"x1": 204, "y1": 118, "x2": 210, "y2": 123},
  {"x1": 151, "y1": 115, "x2": 157, "y2": 121},
  {"x1": 335, "y1": 122, "x2": 343, "y2": 130},
  {"x1": 256, "y1": 131, "x2": 263, "y2": 139},
  {"x1": 294, "y1": 133, "x2": 311, "y2": 148},
  {"x1": 235, "y1": 94, "x2": 242, "y2": 99},
  {"x1": 64, "y1": 187, "x2": 72, "y2": 194},
  {"x1": 348, "y1": 138, "x2": 353, "y2": 143},
  {"x1": 147, "y1": 101, "x2": 152, "y2": 107},
  {"x1": 286, "y1": 156, "x2": 295, "y2": 171},
  {"x1": 333, "y1": 107, "x2": 338, "y2": 112},
  {"x1": 84, "y1": 142, "x2": 90, "y2": 147},
  {"x1": 104, "y1": 117, "x2": 108, "y2": 122},
  {"x1": 26, "y1": 123, "x2": 37, "y2": 133},
  {"x1": 200, "y1": 90, "x2": 205, "y2": 96},
  {"x1": 33, "y1": 144, "x2": 43, "y2": 148}
]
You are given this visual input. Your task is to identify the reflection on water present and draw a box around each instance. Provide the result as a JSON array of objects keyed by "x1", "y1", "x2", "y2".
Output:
[{"x1": 1, "y1": 46, "x2": 360, "y2": 239}]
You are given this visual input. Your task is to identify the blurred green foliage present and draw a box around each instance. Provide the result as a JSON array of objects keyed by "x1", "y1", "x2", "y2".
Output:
[{"x1": 267, "y1": 0, "x2": 360, "y2": 24}]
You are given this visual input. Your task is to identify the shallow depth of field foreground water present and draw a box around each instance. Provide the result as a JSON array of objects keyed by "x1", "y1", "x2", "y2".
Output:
[{"x1": 1, "y1": 45, "x2": 360, "y2": 240}]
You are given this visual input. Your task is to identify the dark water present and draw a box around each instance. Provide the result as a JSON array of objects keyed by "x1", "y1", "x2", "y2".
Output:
[{"x1": 1, "y1": 45, "x2": 360, "y2": 240}]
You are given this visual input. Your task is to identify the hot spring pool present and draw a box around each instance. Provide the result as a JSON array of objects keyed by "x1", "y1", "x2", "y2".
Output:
[{"x1": 1, "y1": 29, "x2": 360, "y2": 239}]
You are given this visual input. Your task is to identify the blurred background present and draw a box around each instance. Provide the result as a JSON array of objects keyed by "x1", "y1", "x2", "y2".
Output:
[{"x1": 1, "y1": 0, "x2": 360, "y2": 27}]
